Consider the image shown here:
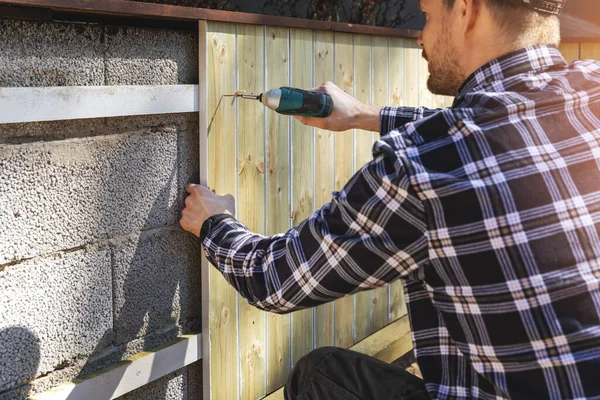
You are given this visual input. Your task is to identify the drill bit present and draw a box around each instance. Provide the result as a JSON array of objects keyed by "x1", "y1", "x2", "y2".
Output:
[{"x1": 224, "y1": 90, "x2": 260, "y2": 100}]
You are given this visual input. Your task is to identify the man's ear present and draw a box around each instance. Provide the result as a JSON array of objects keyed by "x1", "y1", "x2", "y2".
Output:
[{"x1": 461, "y1": 0, "x2": 482, "y2": 35}]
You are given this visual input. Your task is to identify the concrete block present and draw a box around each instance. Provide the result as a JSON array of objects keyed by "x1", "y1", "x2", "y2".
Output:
[
  {"x1": 0, "y1": 129, "x2": 181, "y2": 264},
  {"x1": 0, "y1": 246, "x2": 112, "y2": 393},
  {"x1": 0, "y1": 20, "x2": 104, "y2": 87},
  {"x1": 105, "y1": 26, "x2": 198, "y2": 85},
  {"x1": 111, "y1": 229, "x2": 202, "y2": 345},
  {"x1": 117, "y1": 361, "x2": 203, "y2": 400}
]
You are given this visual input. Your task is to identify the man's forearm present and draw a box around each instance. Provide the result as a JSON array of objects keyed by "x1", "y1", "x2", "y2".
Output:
[{"x1": 353, "y1": 104, "x2": 383, "y2": 132}]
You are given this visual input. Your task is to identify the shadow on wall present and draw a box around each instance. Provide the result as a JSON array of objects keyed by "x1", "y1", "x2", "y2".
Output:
[
  {"x1": 70, "y1": 126, "x2": 201, "y2": 398},
  {"x1": 0, "y1": 327, "x2": 40, "y2": 400}
]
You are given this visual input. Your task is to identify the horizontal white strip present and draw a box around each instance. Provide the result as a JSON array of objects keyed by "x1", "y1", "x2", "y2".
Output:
[
  {"x1": 0, "y1": 85, "x2": 199, "y2": 123},
  {"x1": 30, "y1": 332, "x2": 202, "y2": 400}
]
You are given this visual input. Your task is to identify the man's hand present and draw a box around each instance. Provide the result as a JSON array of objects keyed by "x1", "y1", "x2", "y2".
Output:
[
  {"x1": 294, "y1": 81, "x2": 382, "y2": 132},
  {"x1": 180, "y1": 184, "x2": 235, "y2": 237}
]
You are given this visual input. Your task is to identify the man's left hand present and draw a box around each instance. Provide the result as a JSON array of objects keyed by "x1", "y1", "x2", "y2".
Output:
[{"x1": 180, "y1": 184, "x2": 235, "y2": 237}]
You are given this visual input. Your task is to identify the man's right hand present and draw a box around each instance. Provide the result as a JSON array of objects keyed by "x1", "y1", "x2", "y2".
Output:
[{"x1": 294, "y1": 82, "x2": 382, "y2": 132}]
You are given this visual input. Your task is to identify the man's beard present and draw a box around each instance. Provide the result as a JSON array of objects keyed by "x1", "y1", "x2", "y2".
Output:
[{"x1": 423, "y1": 29, "x2": 464, "y2": 97}]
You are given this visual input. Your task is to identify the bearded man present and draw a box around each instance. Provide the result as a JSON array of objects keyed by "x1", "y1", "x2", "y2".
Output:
[{"x1": 181, "y1": 0, "x2": 600, "y2": 398}]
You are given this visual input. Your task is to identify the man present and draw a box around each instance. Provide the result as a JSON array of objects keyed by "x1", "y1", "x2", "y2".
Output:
[{"x1": 181, "y1": 0, "x2": 600, "y2": 397}]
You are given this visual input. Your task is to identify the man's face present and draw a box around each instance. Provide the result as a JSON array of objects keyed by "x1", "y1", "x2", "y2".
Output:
[{"x1": 419, "y1": 0, "x2": 465, "y2": 96}]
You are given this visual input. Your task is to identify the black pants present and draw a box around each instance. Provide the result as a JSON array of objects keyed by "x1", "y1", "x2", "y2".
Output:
[{"x1": 284, "y1": 347, "x2": 430, "y2": 400}]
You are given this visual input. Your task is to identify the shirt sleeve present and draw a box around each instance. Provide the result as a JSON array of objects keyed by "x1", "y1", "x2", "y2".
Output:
[
  {"x1": 202, "y1": 141, "x2": 429, "y2": 314},
  {"x1": 380, "y1": 106, "x2": 442, "y2": 135}
]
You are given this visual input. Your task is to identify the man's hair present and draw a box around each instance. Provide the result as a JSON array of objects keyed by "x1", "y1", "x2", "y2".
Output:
[{"x1": 443, "y1": 0, "x2": 560, "y2": 46}]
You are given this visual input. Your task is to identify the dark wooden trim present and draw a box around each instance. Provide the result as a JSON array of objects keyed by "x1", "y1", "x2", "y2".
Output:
[
  {"x1": 0, "y1": 3, "x2": 51, "y2": 20},
  {"x1": 0, "y1": 0, "x2": 420, "y2": 38}
]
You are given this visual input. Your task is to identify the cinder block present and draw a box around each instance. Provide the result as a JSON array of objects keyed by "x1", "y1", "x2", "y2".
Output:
[
  {"x1": 111, "y1": 229, "x2": 201, "y2": 346},
  {"x1": 105, "y1": 26, "x2": 198, "y2": 85},
  {"x1": 0, "y1": 246, "x2": 112, "y2": 393},
  {"x1": 0, "y1": 129, "x2": 181, "y2": 264},
  {"x1": 117, "y1": 361, "x2": 202, "y2": 400},
  {"x1": 0, "y1": 20, "x2": 104, "y2": 87}
]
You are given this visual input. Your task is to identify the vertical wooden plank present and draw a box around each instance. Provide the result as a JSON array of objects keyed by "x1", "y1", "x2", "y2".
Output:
[
  {"x1": 198, "y1": 20, "x2": 212, "y2": 400},
  {"x1": 206, "y1": 21, "x2": 239, "y2": 400},
  {"x1": 265, "y1": 26, "x2": 292, "y2": 394},
  {"x1": 559, "y1": 43, "x2": 581, "y2": 63},
  {"x1": 313, "y1": 30, "x2": 336, "y2": 349},
  {"x1": 237, "y1": 23, "x2": 266, "y2": 400},
  {"x1": 333, "y1": 32, "x2": 356, "y2": 349},
  {"x1": 290, "y1": 28, "x2": 315, "y2": 364},
  {"x1": 353, "y1": 33, "x2": 375, "y2": 343},
  {"x1": 581, "y1": 43, "x2": 600, "y2": 60},
  {"x1": 405, "y1": 40, "x2": 420, "y2": 110},
  {"x1": 371, "y1": 35, "x2": 390, "y2": 332}
]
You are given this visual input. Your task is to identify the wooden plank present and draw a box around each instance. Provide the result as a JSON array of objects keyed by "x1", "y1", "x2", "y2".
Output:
[
  {"x1": 405, "y1": 40, "x2": 421, "y2": 110},
  {"x1": 290, "y1": 28, "x2": 315, "y2": 365},
  {"x1": 353, "y1": 33, "x2": 375, "y2": 343},
  {"x1": 371, "y1": 36, "x2": 391, "y2": 332},
  {"x1": 313, "y1": 30, "x2": 336, "y2": 349},
  {"x1": 559, "y1": 42, "x2": 581, "y2": 63},
  {"x1": 387, "y1": 37, "x2": 408, "y2": 323},
  {"x1": 199, "y1": 20, "x2": 211, "y2": 400},
  {"x1": 581, "y1": 43, "x2": 600, "y2": 60},
  {"x1": 237, "y1": 23, "x2": 267, "y2": 400},
  {"x1": 0, "y1": 84, "x2": 198, "y2": 124},
  {"x1": 206, "y1": 21, "x2": 239, "y2": 400},
  {"x1": 333, "y1": 31, "x2": 356, "y2": 349},
  {"x1": 262, "y1": 316, "x2": 412, "y2": 400},
  {"x1": 30, "y1": 333, "x2": 202, "y2": 400},
  {"x1": 265, "y1": 25, "x2": 292, "y2": 394}
]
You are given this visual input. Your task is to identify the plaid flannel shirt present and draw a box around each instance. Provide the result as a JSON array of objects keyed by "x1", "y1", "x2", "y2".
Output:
[{"x1": 203, "y1": 45, "x2": 600, "y2": 399}]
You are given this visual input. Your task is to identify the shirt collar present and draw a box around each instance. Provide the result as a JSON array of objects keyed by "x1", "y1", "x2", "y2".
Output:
[{"x1": 456, "y1": 44, "x2": 567, "y2": 98}]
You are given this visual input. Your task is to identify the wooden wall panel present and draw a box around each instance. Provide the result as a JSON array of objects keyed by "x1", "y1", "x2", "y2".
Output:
[
  {"x1": 237, "y1": 24, "x2": 267, "y2": 400},
  {"x1": 559, "y1": 43, "x2": 581, "y2": 63},
  {"x1": 290, "y1": 28, "x2": 315, "y2": 365},
  {"x1": 581, "y1": 43, "x2": 600, "y2": 60},
  {"x1": 204, "y1": 28, "x2": 444, "y2": 398},
  {"x1": 313, "y1": 30, "x2": 336, "y2": 349},
  {"x1": 264, "y1": 26, "x2": 292, "y2": 394},
  {"x1": 333, "y1": 32, "x2": 356, "y2": 349},
  {"x1": 206, "y1": 21, "x2": 239, "y2": 400}
]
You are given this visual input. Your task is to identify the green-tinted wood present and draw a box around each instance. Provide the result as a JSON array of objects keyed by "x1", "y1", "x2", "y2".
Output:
[
  {"x1": 581, "y1": 43, "x2": 600, "y2": 60},
  {"x1": 353, "y1": 33, "x2": 375, "y2": 343},
  {"x1": 333, "y1": 31, "x2": 356, "y2": 349},
  {"x1": 559, "y1": 43, "x2": 580, "y2": 62},
  {"x1": 290, "y1": 28, "x2": 315, "y2": 365},
  {"x1": 237, "y1": 23, "x2": 267, "y2": 400},
  {"x1": 314, "y1": 30, "x2": 336, "y2": 349},
  {"x1": 265, "y1": 25, "x2": 292, "y2": 393},
  {"x1": 206, "y1": 21, "x2": 239, "y2": 400},
  {"x1": 371, "y1": 36, "x2": 391, "y2": 332}
]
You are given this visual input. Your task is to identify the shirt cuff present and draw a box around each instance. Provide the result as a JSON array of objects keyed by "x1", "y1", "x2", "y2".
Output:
[{"x1": 201, "y1": 218, "x2": 248, "y2": 269}]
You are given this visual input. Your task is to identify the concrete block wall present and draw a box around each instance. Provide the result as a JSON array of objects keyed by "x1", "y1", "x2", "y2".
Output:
[{"x1": 0, "y1": 18, "x2": 203, "y2": 399}]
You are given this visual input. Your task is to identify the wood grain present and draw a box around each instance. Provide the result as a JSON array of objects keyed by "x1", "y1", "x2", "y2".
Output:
[
  {"x1": 559, "y1": 43, "x2": 580, "y2": 63},
  {"x1": 333, "y1": 32, "x2": 356, "y2": 349},
  {"x1": 313, "y1": 30, "x2": 336, "y2": 349},
  {"x1": 206, "y1": 21, "x2": 239, "y2": 400},
  {"x1": 581, "y1": 43, "x2": 600, "y2": 60},
  {"x1": 237, "y1": 23, "x2": 267, "y2": 400},
  {"x1": 290, "y1": 28, "x2": 315, "y2": 365},
  {"x1": 265, "y1": 26, "x2": 292, "y2": 394}
]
